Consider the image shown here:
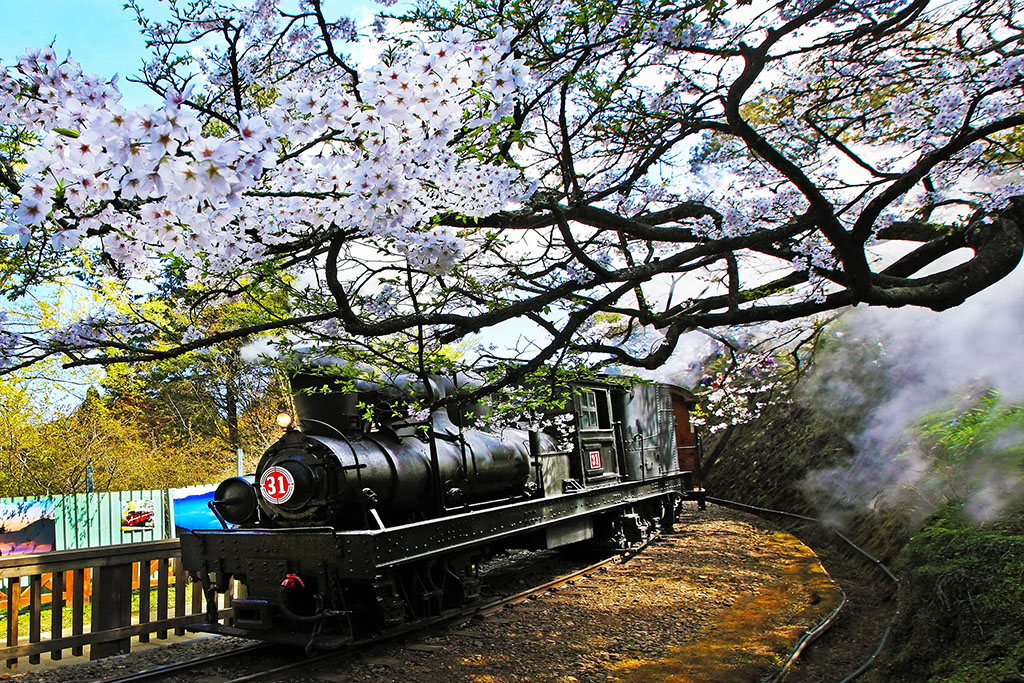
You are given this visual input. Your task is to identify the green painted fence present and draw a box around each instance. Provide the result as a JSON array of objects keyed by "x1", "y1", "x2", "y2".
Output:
[{"x1": 2, "y1": 491, "x2": 169, "y2": 551}]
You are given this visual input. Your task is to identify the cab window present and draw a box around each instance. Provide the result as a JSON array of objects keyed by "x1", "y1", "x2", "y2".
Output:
[{"x1": 579, "y1": 389, "x2": 611, "y2": 430}]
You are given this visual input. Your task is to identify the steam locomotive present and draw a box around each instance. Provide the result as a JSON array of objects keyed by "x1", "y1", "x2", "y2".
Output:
[{"x1": 179, "y1": 366, "x2": 705, "y2": 648}]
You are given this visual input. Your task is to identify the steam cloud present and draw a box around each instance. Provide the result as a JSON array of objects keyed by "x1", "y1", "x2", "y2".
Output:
[{"x1": 801, "y1": 261, "x2": 1024, "y2": 524}]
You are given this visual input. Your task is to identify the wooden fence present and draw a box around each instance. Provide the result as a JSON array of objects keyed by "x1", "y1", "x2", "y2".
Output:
[{"x1": 1, "y1": 539, "x2": 235, "y2": 669}]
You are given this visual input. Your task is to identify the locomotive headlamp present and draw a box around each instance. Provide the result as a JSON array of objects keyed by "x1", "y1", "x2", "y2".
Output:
[
  {"x1": 276, "y1": 412, "x2": 294, "y2": 429},
  {"x1": 212, "y1": 476, "x2": 258, "y2": 525}
]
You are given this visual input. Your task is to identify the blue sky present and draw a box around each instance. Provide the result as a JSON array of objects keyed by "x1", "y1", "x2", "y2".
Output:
[
  {"x1": 1, "y1": 1, "x2": 393, "y2": 106},
  {"x1": 0, "y1": 1, "x2": 158, "y2": 105}
]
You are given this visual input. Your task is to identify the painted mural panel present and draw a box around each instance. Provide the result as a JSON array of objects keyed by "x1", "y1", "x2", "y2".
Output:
[
  {"x1": 120, "y1": 499, "x2": 157, "y2": 531},
  {"x1": 169, "y1": 484, "x2": 221, "y2": 537},
  {"x1": 0, "y1": 499, "x2": 56, "y2": 556}
]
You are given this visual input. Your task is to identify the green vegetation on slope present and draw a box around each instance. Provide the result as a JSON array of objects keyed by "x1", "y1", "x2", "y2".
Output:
[
  {"x1": 703, "y1": 400, "x2": 855, "y2": 516},
  {"x1": 888, "y1": 503, "x2": 1024, "y2": 682},
  {"x1": 882, "y1": 396, "x2": 1024, "y2": 681}
]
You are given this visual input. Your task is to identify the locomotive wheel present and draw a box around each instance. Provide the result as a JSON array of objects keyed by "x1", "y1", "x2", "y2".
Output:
[
  {"x1": 354, "y1": 577, "x2": 407, "y2": 634},
  {"x1": 392, "y1": 555, "x2": 484, "y2": 624},
  {"x1": 594, "y1": 505, "x2": 660, "y2": 550},
  {"x1": 658, "y1": 494, "x2": 683, "y2": 533}
]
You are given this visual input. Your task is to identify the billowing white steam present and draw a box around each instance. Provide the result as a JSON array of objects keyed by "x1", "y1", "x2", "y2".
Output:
[{"x1": 801, "y1": 262, "x2": 1024, "y2": 523}]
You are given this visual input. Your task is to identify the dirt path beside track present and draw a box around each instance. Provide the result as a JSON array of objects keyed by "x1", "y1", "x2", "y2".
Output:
[{"x1": 307, "y1": 505, "x2": 841, "y2": 683}]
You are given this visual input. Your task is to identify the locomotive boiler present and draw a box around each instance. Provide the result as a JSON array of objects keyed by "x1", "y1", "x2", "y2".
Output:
[{"x1": 180, "y1": 367, "x2": 705, "y2": 648}]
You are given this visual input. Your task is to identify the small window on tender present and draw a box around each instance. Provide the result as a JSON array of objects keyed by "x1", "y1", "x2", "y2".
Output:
[
  {"x1": 579, "y1": 389, "x2": 610, "y2": 430},
  {"x1": 580, "y1": 390, "x2": 599, "y2": 429}
]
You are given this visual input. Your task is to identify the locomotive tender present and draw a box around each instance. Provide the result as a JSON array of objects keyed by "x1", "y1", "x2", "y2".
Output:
[{"x1": 180, "y1": 367, "x2": 704, "y2": 648}]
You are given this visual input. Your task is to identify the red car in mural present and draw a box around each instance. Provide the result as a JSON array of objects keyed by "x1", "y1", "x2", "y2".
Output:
[{"x1": 122, "y1": 509, "x2": 155, "y2": 528}]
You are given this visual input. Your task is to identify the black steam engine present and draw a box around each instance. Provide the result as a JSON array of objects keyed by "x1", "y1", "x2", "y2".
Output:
[{"x1": 180, "y1": 367, "x2": 704, "y2": 648}]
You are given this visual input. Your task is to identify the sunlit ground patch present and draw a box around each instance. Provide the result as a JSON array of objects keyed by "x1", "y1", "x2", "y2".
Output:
[{"x1": 610, "y1": 531, "x2": 842, "y2": 683}]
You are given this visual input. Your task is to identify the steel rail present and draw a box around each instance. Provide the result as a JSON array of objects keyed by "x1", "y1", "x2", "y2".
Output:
[
  {"x1": 222, "y1": 538, "x2": 658, "y2": 682},
  {"x1": 89, "y1": 641, "x2": 272, "y2": 683},
  {"x1": 475, "y1": 548, "x2": 632, "y2": 617},
  {"x1": 705, "y1": 496, "x2": 900, "y2": 683}
]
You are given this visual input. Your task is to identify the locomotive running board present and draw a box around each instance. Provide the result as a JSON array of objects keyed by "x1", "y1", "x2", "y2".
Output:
[
  {"x1": 369, "y1": 475, "x2": 692, "y2": 570},
  {"x1": 180, "y1": 475, "x2": 692, "y2": 582}
]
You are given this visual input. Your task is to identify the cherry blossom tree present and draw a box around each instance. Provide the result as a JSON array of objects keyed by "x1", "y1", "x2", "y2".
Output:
[{"x1": 1, "y1": 0, "x2": 1022, "y2": 399}]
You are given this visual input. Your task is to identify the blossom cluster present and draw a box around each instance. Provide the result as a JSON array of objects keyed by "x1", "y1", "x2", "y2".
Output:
[
  {"x1": 399, "y1": 227, "x2": 466, "y2": 274},
  {"x1": 641, "y1": 16, "x2": 719, "y2": 48},
  {"x1": 362, "y1": 284, "x2": 401, "y2": 317},
  {"x1": 253, "y1": 27, "x2": 530, "y2": 274},
  {"x1": 0, "y1": 22, "x2": 530, "y2": 282},
  {"x1": 745, "y1": 3, "x2": 1024, "y2": 228},
  {"x1": 791, "y1": 232, "x2": 838, "y2": 273},
  {"x1": 0, "y1": 48, "x2": 273, "y2": 268},
  {"x1": 0, "y1": 312, "x2": 21, "y2": 370},
  {"x1": 984, "y1": 183, "x2": 1024, "y2": 212},
  {"x1": 693, "y1": 338, "x2": 799, "y2": 433},
  {"x1": 48, "y1": 312, "x2": 158, "y2": 350},
  {"x1": 606, "y1": 3, "x2": 1014, "y2": 321}
]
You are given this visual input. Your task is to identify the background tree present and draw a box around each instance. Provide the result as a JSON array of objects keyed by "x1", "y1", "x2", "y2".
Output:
[
  {"x1": 0, "y1": 377, "x2": 45, "y2": 494},
  {"x1": 0, "y1": 372, "x2": 268, "y2": 496},
  {"x1": 0, "y1": 0, "x2": 1021, "y2": 404},
  {"x1": 100, "y1": 348, "x2": 291, "y2": 472},
  {"x1": 95, "y1": 284, "x2": 294, "y2": 466}
]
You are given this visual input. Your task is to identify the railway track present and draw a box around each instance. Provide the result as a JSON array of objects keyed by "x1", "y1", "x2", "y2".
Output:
[
  {"x1": 77, "y1": 505, "x2": 888, "y2": 679},
  {"x1": 705, "y1": 497, "x2": 900, "y2": 683},
  {"x1": 86, "y1": 643, "x2": 274, "y2": 683},
  {"x1": 90, "y1": 545, "x2": 640, "y2": 683}
]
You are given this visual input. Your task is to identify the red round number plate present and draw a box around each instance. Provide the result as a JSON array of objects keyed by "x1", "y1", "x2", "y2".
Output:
[{"x1": 260, "y1": 466, "x2": 295, "y2": 504}]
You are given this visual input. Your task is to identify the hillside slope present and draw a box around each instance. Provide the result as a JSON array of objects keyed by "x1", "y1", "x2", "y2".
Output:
[{"x1": 703, "y1": 397, "x2": 1024, "y2": 681}]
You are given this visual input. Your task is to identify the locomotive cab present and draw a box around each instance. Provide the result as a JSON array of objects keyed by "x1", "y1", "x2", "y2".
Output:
[{"x1": 540, "y1": 380, "x2": 701, "y2": 494}]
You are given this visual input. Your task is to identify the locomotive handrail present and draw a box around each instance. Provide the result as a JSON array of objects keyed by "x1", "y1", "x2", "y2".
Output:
[
  {"x1": 304, "y1": 417, "x2": 384, "y2": 529},
  {"x1": 361, "y1": 433, "x2": 399, "y2": 491},
  {"x1": 612, "y1": 420, "x2": 628, "y2": 480},
  {"x1": 632, "y1": 433, "x2": 647, "y2": 481},
  {"x1": 455, "y1": 421, "x2": 470, "y2": 481},
  {"x1": 301, "y1": 417, "x2": 365, "y2": 488},
  {"x1": 465, "y1": 436, "x2": 479, "y2": 486}
]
